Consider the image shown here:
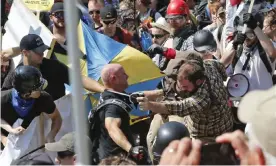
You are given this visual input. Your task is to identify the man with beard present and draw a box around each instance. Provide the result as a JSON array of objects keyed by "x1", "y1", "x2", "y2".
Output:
[
  {"x1": 137, "y1": 52, "x2": 233, "y2": 142},
  {"x1": 49, "y1": 2, "x2": 66, "y2": 45}
]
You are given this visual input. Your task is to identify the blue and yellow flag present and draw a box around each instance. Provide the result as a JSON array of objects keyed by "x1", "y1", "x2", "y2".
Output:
[{"x1": 79, "y1": 21, "x2": 164, "y2": 124}]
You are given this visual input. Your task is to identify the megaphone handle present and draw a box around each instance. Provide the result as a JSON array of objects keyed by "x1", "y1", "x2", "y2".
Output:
[{"x1": 237, "y1": 0, "x2": 256, "y2": 50}]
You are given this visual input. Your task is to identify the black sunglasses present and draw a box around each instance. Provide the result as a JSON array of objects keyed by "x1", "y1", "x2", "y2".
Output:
[
  {"x1": 102, "y1": 19, "x2": 117, "y2": 25},
  {"x1": 89, "y1": 10, "x2": 100, "y2": 15},
  {"x1": 151, "y1": 34, "x2": 166, "y2": 39},
  {"x1": 52, "y1": 12, "x2": 64, "y2": 19}
]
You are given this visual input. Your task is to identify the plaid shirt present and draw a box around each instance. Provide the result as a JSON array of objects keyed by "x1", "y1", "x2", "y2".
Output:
[{"x1": 162, "y1": 60, "x2": 233, "y2": 138}]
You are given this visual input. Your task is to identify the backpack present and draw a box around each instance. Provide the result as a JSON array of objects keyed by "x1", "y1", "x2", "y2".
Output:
[
  {"x1": 232, "y1": 42, "x2": 273, "y2": 74},
  {"x1": 88, "y1": 98, "x2": 132, "y2": 164}
]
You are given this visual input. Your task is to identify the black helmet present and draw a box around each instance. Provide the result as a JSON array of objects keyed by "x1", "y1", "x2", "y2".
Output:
[
  {"x1": 152, "y1": 122, "x2": 190, "y2": 159},
  {"x1": 193, "y1": 29, "x2": 217, "y2": 53},
  {"x1": 13, "y1": 66, "x2": 47, "y2": 95}
]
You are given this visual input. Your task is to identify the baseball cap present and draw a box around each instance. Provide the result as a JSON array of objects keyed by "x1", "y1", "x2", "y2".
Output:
[
  {"x1": 19, "y1": 34, "x2": 50, "y2": 54},
  {"x1": 151, "y1": 17, "x2": 172, "y2": 34},
  {"x1": 50, "y1": 2, "x2": 64, "y2": 13},
  {"x1": 100, "y1": 5, "x2": 117, "y2": 20},
  {"x1": 45, "y1": 132, "x2": 92, "y2": 153},
  {"x1": 238, "y1": 86, "x2": 276, "y2": 157}
]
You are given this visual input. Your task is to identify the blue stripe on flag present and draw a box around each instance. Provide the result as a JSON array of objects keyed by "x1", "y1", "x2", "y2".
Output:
[{"x1": 81, "y1": 22, "x2": 126, "y2": 80}]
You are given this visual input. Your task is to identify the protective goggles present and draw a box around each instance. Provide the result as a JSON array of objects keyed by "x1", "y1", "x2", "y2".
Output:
[{"x1": 165, "y1": 15, "x2": 186, "y2": 22}]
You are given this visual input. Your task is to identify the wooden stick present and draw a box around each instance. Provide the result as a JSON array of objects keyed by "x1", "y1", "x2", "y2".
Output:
[{"x1": 39, "y1": 114, "x2": 45, "y2": 152}]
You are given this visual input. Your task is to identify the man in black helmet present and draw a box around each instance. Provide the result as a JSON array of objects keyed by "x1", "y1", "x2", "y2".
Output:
[
  {"x1": 152, "y1": 121, "x2": 190, "y2": 164},
  {"x1": 1, "y1": 66, "x2": 62, "y2": 148}
]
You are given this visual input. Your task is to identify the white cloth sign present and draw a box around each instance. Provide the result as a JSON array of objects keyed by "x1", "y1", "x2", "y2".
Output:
[{"x1": 0, "y1": 94, "x2": 74, "y2": 165}]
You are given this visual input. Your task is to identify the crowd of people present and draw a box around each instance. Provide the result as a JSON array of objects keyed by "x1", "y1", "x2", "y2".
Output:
[{"x1": 1, "y1": 0, "x2": 276, "y2": 165}]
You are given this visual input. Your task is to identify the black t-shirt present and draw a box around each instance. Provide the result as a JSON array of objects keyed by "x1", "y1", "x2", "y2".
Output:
[
  {"x1": 2, "y1": 58, "x2": 69, "y2": 100},
  {"x1": 97, "y1": 90, "x2": 134, "y2": 160},
  {"x1": 1, "y1": 89, "x2": 56, "y2": 136}
]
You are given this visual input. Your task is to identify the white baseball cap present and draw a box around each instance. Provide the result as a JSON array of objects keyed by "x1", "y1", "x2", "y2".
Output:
[
  {"x1": 151, "y1": 17, "x2": 172, "y2": 34},
  {"x1": 238, "y1": 86, "x2": 276, "y2": 157}
]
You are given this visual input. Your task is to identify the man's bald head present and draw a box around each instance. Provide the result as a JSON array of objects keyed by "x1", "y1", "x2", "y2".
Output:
[{"x1": 101, "y1": 64, "x2": 128, "y2": 92}]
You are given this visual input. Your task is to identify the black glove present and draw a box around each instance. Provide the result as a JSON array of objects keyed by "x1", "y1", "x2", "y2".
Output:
[
  {"x1": 233, "y1": 32, "x2": 246, "y2": 50},
  {"x1": 242, "y1": 13, "x2": 257, "y2": 30},
  {"x1": 129, "y1": 146, "x2": 147, "y2": 161},
  {"x1": 146, "y1": 44, "x2": 165, "y2": 58}
]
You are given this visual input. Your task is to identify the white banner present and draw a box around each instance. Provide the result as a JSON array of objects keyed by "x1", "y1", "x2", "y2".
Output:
[{"x1": 0, "y1": 94, "x2": 74, "y2": 165}]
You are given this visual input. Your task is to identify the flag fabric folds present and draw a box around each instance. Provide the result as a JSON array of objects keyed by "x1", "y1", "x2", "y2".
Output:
[{"x1": 79, "y1": 21, "x2": 164, "y2": 122}]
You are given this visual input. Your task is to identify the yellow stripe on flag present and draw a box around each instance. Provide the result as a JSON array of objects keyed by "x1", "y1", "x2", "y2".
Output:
[
  {"x1": 110, "y1": 46, "x2": 164, "y2": 85},
  {"x1": 55, "y1": 53, "x2": 88, "y2": 77}
]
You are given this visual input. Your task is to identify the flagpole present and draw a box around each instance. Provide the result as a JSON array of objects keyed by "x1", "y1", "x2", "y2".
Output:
[{"x1": 63, "y1": 0, "x2": 90, "y2": 165}]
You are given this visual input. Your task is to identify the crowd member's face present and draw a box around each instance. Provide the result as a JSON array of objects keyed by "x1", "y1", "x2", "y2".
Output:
[
  {"x1": 88, "y1": 2, "x2": 102, "y2": 24},
  {"x1": 151, "y1": 28, "x2": 169, "y2": 45},
  {"x1": 1, "y1": 61, "x2": 10, "y2": 78},
  {"x1": 21, "y1": 90, "x2": 41, "y2": 99},
  {"x1": 263, "y1": 17, "x2": 276, "y2": 39},
  {"x1": 101, "y1": 18, "x2": 117, "y2": 37},
  {"x1": 135, "y1": 0, "x2": 142, "y2": 10},
  {"x1": 166, "y1": 16, "x2": 187, "y2": 32},
  {"x1": 150, "y1": 0, "x2": 158, "y2": 10},
  {"x1": 50, "y1": 11, "x2": 65, "y2": 29},
  {"x1": 23, "y1": 50, "x2": 44, "y2": 67},
  {"x1": 243, "y1": 31, "x2": 257, "y2": 47},
  {"x1": 56, "y1": 156, "x2": 75, "y2": 165},
  {"x1": 176, "y1": 71, "x2": 196, "y2": 93}
]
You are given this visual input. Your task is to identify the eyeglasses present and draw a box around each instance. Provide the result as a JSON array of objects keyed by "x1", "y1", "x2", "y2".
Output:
[
  {"x1": 89, "y1": 10, "x2": 100, "y2": 15},
  {"x1": 165, "y1": 16, "x2": 185, "y2": 23},
  {"x1": 52, "y1": 12, "x2": 64, "y2": 19},
  {"x1": 102, "y1": 19, "x2": 117, "y2": 25},
  {"x1": 151, "y1": 33, "x2": 166, "y2": 39}
]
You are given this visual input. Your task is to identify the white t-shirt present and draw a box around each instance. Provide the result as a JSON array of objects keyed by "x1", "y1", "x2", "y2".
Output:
[
  {"x1": 234, "y1": 46, "x2": 275, "y2": 91},
  {"x1": 139, "y1": 9, "x2": 162, "y2": 23}
]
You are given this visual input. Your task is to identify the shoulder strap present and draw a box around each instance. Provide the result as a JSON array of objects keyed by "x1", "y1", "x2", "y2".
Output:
[
  {"x1": 232, "y1": 43, "x2": 273, "y2": 74},
  {"x1": 217, "y1": 25, "x2": 224, "y2": 42},
  {"x1": 257, "y1": 42, "x2": 273, "y2": 74},
  {"x1": 149, "y1": 9, "x2": 156, "y2": 22},
  {"x1": 96, "y1": 98, "x2": 132, "y2": 114},
  {"x1": 232, "y1": 44, "x2": 243, "y2": 69}
]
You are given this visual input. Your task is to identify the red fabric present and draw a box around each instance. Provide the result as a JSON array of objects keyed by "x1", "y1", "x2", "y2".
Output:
[
  {"x1": 230, "y1": 0, "x2": 242, "y2": 6},
  {"x1": 164, "y1": 48, "x2": 176, "y2": 59}
]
